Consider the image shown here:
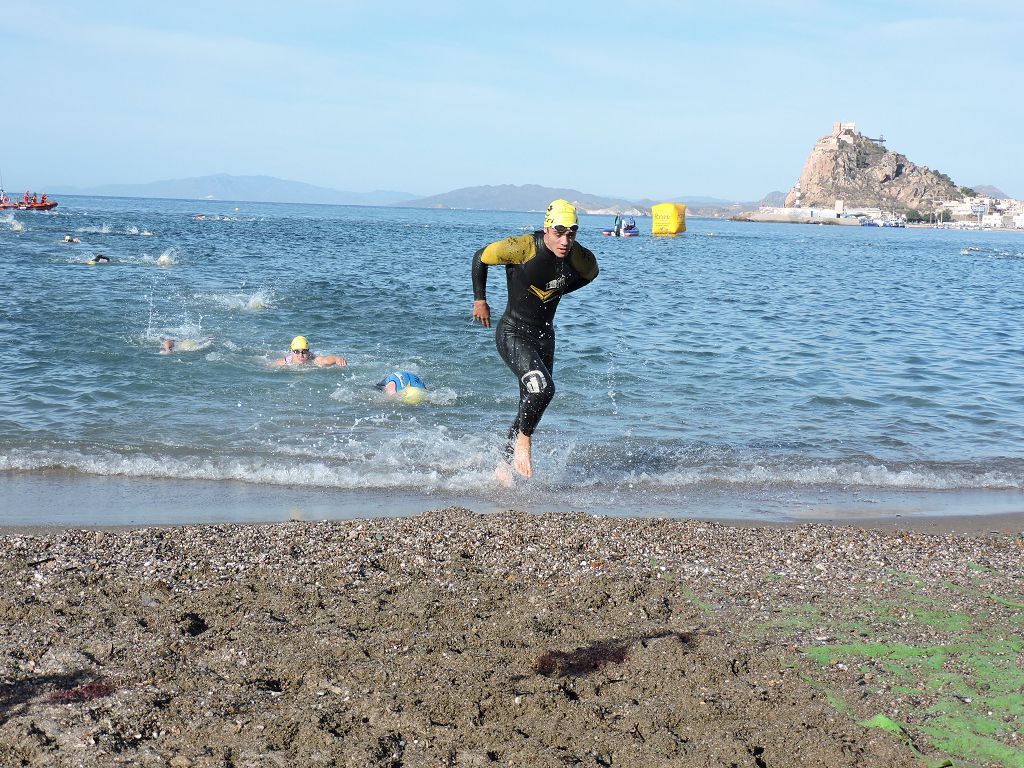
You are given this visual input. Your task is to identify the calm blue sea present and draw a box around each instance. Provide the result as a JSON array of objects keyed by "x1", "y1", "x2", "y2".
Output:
[{"x1": 2, "y1": 196, "x2": 1023, "y2": 525}]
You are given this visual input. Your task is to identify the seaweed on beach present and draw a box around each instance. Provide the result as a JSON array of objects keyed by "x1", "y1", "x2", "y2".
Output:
[
  {"x1": 46, "y1": 681, "x2": 116, "y2": 704},
  {"x1": 533, "y1": 631, "x2": 695, "y2": 677}
]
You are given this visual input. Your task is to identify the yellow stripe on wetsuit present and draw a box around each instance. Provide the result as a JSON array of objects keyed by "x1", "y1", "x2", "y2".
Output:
[
  {"x1": 481, "y1": 233, "x2": 599, "y2": 283},
  {"x1": 480, "y1": 234, "x2": 537, "y2": 266}
]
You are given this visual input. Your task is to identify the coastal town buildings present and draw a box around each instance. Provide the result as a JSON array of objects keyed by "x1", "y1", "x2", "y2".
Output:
[{"x1": 932, "y1": 195, "x2": 1024, "y2": 229}]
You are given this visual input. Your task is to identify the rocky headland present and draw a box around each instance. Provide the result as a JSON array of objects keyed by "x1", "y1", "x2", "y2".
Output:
[{"x1": 784, "y1": 123, "x2": 963, "y2": 212}]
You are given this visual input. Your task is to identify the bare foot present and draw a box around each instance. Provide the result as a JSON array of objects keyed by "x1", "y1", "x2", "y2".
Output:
[
  {"x1": 495, "y1": 463, "x2": 515, "y2": 487},
  {"x1": 512, "y1": 433, "x2": 532, "y2": 478}
]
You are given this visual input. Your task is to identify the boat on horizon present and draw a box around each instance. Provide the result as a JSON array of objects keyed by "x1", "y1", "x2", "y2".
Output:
[{"x1": 0, "y1": 189, "x2": 58, "y2": 211}]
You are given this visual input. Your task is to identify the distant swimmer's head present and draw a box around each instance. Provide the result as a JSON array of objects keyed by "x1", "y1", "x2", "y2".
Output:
[
  {"x1": 543, "y1": 199, "x2": 579, "y2": 258},
  {"x1": 163, "y1": 338, "x2": 207, "y2": 354}
]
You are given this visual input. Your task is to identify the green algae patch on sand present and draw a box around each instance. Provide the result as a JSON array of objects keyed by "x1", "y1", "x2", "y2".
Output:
[
  {"x1": 907, "y1": 608, "x2": 973, "y2": 632},
  {"x1": 859, "y1": 712, "x2": 906, "y2": 736},
  {"x1": 858, "y1": 713, "x2": 958, "y2": 768},
  {"x1": 675, "y1": 583, "x2": 716, "y2": 616},
  {"x1": 989, "y1": 593, "x2": 1024, "y2": 612},
  {"x1": 805, "y1": 641, "x2": 951, "y2": 670},
  {"x1": 918, "y1": 718, "x2": 1024, "y2": 768},
  {"x1": 807, "y1": 638, "x2": 1024, "y2": 768},
  {"x1": 763, "y1": 603, "x2": 823, "y2": 633}
]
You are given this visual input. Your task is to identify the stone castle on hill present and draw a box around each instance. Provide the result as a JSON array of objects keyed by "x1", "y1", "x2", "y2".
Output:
[{"x1": 785, "y1": 122, "x2": 962, "y2": 213}]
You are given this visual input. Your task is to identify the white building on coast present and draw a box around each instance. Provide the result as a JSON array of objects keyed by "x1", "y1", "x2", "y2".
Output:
[{"x1": 933, "y1": 195, "x2": 1024, "y2": 230}]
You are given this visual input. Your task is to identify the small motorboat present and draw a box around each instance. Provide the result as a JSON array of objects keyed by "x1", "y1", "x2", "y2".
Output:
[
  {"x1": 602, "y1": 215, "x2": 640, "y2": 237},
  {"x1": 0, "y1": 190, "x2": 58, "y2": 211}
]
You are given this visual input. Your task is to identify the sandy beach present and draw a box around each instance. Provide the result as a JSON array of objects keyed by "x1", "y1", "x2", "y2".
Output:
[{"x1": 1, "y1": 507, "x2": 1022, "y2": 768}]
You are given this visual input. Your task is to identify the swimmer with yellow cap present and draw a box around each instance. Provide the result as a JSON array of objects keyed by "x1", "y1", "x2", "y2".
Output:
[
  {"x1": 275, "y1": 335, "x2": 347, "y2": 367},
  {"x1": 470, "y1": 199, "x2": 599, "y2": 484},
  {"x1": 86, "y1": 254, "x2": 110, "y2": 266}
]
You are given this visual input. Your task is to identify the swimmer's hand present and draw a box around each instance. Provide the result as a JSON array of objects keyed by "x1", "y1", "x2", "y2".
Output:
[{"x1": 473, "y1": 300, "x2": 491, "y2": 328}]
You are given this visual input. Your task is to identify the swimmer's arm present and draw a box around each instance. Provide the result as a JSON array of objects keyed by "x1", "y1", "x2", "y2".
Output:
[
  {"x1": 471, "y1": 247, "x2": 489, "y2": 300},
  {"x1": 472, "y1": 236, "x2": 533, "y2": 327},
  {"x1": 314, "y1": 355, "x2": 347, "y2": 367},
  {"x1": 562, "y1": 245, "x2": 599, "y2": 295},
  {"x1": 471, "y1": 247, "x2": 492, "y2": 327}
]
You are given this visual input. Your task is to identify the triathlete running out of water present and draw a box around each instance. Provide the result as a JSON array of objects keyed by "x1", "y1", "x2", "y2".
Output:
[{"x1": 471, "y1": 199, "x2": 599, "y2": 484}]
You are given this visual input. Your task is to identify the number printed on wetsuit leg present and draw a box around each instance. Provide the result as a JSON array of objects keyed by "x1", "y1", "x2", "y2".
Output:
[{"x1": 522, "y1": 370, "x2": 547, "y2": 394}]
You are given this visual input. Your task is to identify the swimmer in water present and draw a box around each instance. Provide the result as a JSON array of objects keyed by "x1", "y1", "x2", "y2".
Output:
[
  {"x1": 375, "y1": 371, "x2": 427, "y2": 404},
  {"x1": 161, "y1": 338, "x2": 212, "y2": 354},
  {"x1": 86, "y1": 254, "x2": 110, "y2": 266},
  {"x1": 275, "y1": 335, "x2": 346, "y2": 367},
  {"x1": 64, "y1": 234, "x2": 81, "y2": 243}
]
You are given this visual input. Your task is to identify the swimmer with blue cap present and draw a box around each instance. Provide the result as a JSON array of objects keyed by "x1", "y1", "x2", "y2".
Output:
[{"x1": 376, "y1": 371, "x2": 427, "y2": 404}]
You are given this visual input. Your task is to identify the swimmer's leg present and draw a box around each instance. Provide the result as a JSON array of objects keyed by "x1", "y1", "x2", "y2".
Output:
[
  {"x1": 492, "y1": 431, "x2": 533, "y2": 484},
  {"x1": 495, "y1": 320, "x2": 555, "y2": 479},
  {"x1": 495, "y1": 462, "x2": 515, "y2": 487}
]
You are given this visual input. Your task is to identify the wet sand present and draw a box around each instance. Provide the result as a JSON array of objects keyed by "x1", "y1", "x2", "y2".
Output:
[
  {"x1": 2, "y1": 507, "x2": 1022, "y2": 767},
  {"x1": 3, "y1": 470, "x2": 1023, "y2": 531}
]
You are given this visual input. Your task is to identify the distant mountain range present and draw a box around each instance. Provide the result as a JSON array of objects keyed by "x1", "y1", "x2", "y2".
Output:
[
  {"x1": 972, "y1": 184, "x2": 1009, "y2": 199},
  {"x1": 49, "y1": 174, "x2": 418, "y2": 207},
  {"x1": 396, "y1": 184, "x2": 644, "y2": 213},
  {"x1": 45, "y1": 174, "x2": 781, "y2": 216},
  {"x1": 759, "y1": 191, "x2": 788, "y2": 206},
  {"x1": 397, "y1": 184, "x2": 750, "y2": 215}
]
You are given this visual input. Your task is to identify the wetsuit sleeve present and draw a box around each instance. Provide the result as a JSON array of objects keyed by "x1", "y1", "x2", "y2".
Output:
[
  {"x1": 471, "y1": 247, "x2": 489, "y2": 301},
  {"x1": 562, "y1": 244, "x2": 599, "y2": 295},
  {"x1": 473, "y1": 235, "x2": 537, "y2": 300},
  {"x1": 481, "y1": 235, "x2": 535, "y2": 266}
]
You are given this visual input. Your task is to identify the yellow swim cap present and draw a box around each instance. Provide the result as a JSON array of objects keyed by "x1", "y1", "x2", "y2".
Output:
[
  {"x1": 401, "y1": 386, "x2": 425, "y2": 405},
  {"x1": 291, "y1": 335, "x2": 310, "y2": 351},
  {"x1": 543, "y1": 199, "x2": 578, "y2": 229}
]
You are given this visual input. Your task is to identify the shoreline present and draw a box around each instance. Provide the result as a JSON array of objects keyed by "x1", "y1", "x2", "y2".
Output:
[
  {"x1": 4, "y1": 508, "x2": 1023, "y2": 539},
  {"x1": 2, "y1": 470, "x2": 1022, "y2": 535},
  {"x1": 1, "y1": 507, "x2": 1021, "y2": 767}
]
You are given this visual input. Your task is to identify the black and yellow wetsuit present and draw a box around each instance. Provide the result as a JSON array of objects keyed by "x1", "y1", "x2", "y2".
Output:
[{"x1": 472, "y1": 231, "x2": 599, "y2": 457}]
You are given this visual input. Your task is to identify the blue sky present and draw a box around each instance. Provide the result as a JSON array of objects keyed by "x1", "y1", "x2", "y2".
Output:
[{"x1": 3, "y1": 1, "x2": 1021, "y2": 200}]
